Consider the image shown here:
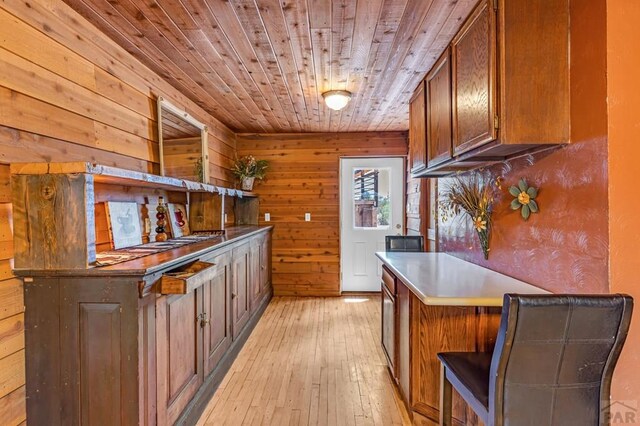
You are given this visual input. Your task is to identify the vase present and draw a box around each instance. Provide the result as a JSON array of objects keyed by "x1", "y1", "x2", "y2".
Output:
[
  {"x1": 475, "y1": 228, "x2": 490, "y2": 260},
  {"x1": 242, "y1": 177, "x2": 255, "y2": 191}
]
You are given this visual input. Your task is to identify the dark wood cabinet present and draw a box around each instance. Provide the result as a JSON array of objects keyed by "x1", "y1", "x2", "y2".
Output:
[
  {"x1": 409, "y1": 0, "x2": 570, "y2": 177},
  {"x1": 156, "y1": 290, "x2": 204, "y2": 425},
  {"x1": 232, "y1": 242, "x2": 252, "y2": 339},
  {"x1": 203, "y1": 251, "x2": 232, "y2": 376},
  {"x1": 426, "y1": 48, "x2": 453, "y2": 167},
  {"x1": 12, "y1": 163, "x2": 274, "y2": 425},
  {"x1": 249, "y1": 237, "x2": 262, "y2": 313},
  {"x1": 259, "y1": 232, "x2": 272, "y2": 299},
  {"x1": 409, "y1": 82, "x2": 427, "y2": 174},
  {"x1": 451, "y1": 0, "x2": 497, "y2": 156}
]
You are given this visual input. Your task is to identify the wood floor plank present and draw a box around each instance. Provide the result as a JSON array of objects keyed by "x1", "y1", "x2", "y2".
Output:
[{"x1": 198, "y1": 296, "x2": 410, "y2": 425}]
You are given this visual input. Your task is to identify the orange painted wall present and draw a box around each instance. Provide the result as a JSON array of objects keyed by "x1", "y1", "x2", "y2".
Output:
[{"x1": 607, "y1": 0, "x2": 640, "y2": 403}]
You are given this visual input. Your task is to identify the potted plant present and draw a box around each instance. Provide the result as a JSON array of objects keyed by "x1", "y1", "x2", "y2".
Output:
[{"x1": 232, "y1": 155, "x2": 269, "y2": 191}]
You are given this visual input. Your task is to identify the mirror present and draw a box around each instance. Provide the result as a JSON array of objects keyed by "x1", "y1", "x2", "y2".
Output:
[{"x1": 158, "y1": 97, "x2": 209, "y2": 182}]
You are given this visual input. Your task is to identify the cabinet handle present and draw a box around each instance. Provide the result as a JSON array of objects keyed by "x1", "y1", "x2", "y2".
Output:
[
  {"x1": 231, "y1": 292, "x2": 237, "y2": 299},
  {"x1": 261, "y1": 265, "x2": 265, "y2": 270},
  {"x1": 199, "y1": 312, "x2": 210, "y2": 328}
]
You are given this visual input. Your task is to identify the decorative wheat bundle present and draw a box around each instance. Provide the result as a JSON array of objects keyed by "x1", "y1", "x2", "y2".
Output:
[{"x1": 440, "y1": 176, "x2": 494, "y2": 260}]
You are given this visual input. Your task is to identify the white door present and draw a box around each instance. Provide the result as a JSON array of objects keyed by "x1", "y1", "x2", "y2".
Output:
[{"x1": 340, "y1": 157, "x2": 405, "y2": 292}]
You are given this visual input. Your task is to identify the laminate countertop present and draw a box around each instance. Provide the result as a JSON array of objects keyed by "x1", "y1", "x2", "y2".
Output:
[{"x1": 376, "y1": 252, "x2": 549, "y2": 306}]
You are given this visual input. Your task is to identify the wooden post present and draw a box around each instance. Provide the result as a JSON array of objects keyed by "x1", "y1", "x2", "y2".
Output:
[{"x1": 12, "y1": 172, "x2": 96, "y2": 269}]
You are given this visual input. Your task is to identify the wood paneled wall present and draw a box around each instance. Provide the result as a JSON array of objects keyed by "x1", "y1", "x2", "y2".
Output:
[
  {"x1": 237, "y1": 132, "x2": 408, "y2": 296},
  {"x1": 406, "y1": 176, "x2": 426, "y2": 237},
  {"x1": 0, "y1": 0, "x2": 236, "y2": 420}
]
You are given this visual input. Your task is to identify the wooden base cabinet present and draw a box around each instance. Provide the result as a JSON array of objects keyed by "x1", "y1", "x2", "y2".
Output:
[
  {"x1": 156, "y1": 290, "x2": 205, "y2": 425},
  {"x1": 381, "y1": 269, "x2": 501, "y2": 425},
  {"x1": 20, "y1": 227, "x2": 272, "y2": 426},
  {"x1": 232, "y1": 242, "x2": 252, "y2": 339},
  {"x1": 203, "y1": 251, "x2": 233, "y2": 376}
]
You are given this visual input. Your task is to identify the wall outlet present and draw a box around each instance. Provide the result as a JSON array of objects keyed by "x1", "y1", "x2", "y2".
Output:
[
  {"x1": 305, "y1": 213, "x2": 311, "y2": 222},
  {"x1": 265, "y1": 213, "x2": 271, "y2": 222}
]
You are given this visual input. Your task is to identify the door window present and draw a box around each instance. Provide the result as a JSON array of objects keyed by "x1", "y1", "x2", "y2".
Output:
[{"x1": 352, "y1": 168, "x2": 391, "y2": 229}]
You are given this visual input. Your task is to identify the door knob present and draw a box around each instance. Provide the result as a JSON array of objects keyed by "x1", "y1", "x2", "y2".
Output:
[{"x1": 395, "y1": 224, "x2": 401, "y2": 229}]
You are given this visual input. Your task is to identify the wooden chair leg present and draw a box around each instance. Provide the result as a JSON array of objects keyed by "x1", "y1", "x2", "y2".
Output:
[{"x1": 439, "y1": 363, "x2": 453, "y2": 426}]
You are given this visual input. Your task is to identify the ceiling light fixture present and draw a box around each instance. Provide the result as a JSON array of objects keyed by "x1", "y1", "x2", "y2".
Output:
[{"x1": 322, "y1": 90, "x2": 352, "y2": 111}]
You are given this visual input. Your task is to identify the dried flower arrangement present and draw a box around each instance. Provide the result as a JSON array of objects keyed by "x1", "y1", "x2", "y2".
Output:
[{"x1": 440, "y1": 176, "x2": 495, "y2": 259}]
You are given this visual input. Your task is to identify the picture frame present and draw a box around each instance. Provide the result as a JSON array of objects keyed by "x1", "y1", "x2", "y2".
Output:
[
  {"x1": 105, "y1": 201, "x2": 143, "y2": 249},
  {"x1": 167, "y1": 203, "x2": 190, "y2": 238}
]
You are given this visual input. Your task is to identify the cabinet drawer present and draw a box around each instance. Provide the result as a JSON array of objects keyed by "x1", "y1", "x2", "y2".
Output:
[
  {"x1": 159, "y1": 260, "x2": 216, "y2": 294},
  {"x1": 382, "y1": 266, "x2": 396, "y2": 295}
]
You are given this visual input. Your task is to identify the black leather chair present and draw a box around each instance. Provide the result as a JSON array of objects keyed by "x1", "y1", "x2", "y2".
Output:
[
  {"x1": 385, "y1": 235, "x2": 424, "y2": 252},
  {"x1": 438, "y1": 294, "x2": 633, "y2": 426}
]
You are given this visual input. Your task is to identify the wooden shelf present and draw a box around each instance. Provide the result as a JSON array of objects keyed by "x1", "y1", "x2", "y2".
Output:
[
  {"x1": 10, "y1": 162, "x2": 246, "y2": 196},
  {"x1": 11, "y1": 162, "x2": 257, "y2": 270}
]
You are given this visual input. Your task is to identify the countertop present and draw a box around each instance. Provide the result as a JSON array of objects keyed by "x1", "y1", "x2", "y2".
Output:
[
  {"x1": 14, "y1": 225, "x2": 273, "y2": 277},
  {"x1": 376, "y1": 252, "x2": 548, "y2": 306}
]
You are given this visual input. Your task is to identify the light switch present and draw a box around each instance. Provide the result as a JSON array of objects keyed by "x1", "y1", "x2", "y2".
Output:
[
  {"x1": 224, "y1": 213, "x2": 228, "y2": 223},
  {"x1": 265, "y1": 213, "x2": 271, "y2": 222},
  {"x1": 305, "y1": 213, "x2": 311, "y2": 221}
]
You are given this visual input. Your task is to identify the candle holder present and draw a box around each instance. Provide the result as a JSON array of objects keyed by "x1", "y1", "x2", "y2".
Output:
[{"x1": 155, "y1": 196, "x2": 168, "y2": 242}]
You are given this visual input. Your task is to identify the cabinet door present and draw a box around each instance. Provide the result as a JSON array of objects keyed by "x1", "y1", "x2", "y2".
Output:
[
  {"x1": 396, "y1": 281, "x2": 410, "y2": 403},
  {"x1": 156, "y1": 291, "x2": 203, "y2": 425},
  {"x1": 231, "y1": 242, "x2": 251, "y2": 339},
  {"x1": 249, "y1": 236, "x2": 262, "y2": 313},
  {"x1": 203, "y1": 251, "x2": 232, "y2": 376},
  {"x1": 381, "y1": 284, "x2": 396, "y2": 377},
  {"x1": 426, "y1": 48, "x2": 453, "y2": 167},
  {"x1": 410, "y1": 302, "x2": 477, "y2": 424},
  {"x1": 409, "y1": 82, "x2": 427, "y2": 174},
  {"x1": 260, "y1": 232, "x2": 272, "y2": 296},
  {"x1": 452, "y1": 0, "x2": 497, "y2": 155}
]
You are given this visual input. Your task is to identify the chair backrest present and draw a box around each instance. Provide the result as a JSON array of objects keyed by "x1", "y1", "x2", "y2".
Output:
[
  {"x1": 488, "y1": 294, "x2": 633, "y2": 426},
  {"x1": 385, "y1": 235, "x2": 424, "y2": 252}
]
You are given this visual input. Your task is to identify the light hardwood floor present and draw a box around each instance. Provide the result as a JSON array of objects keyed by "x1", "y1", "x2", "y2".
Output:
[{"x1": 197, "y1": 296, "x2": 411, "y2": 426}]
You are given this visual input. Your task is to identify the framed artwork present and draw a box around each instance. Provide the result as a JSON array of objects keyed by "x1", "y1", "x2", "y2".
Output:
[
  {"x1": 167, "y1": 203, "x2": 190, "y2": 238},
  {"x1": 105, "y1": 201, "x2": 143, "y2": 249}
]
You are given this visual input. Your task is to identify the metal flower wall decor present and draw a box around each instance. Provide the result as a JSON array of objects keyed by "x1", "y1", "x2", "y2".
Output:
[
  {"x1": 441, "y1": 177, "x2": 494, "y2": 260},
  {"x1": 509, "y1": 178, "x2": 539, "y2": 220}
]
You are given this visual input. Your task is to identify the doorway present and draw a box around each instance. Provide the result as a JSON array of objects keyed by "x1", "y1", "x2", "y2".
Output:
[{"x1": 340, "y1": 157, "x2": 405, "y2": 292}]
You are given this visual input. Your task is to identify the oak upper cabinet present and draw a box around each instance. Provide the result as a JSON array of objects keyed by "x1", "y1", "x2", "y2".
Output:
[
  {"x1": 413, "y1": 0, "x2": 569, "y2": 176},
  {"x1": 426, "y1": 48, "x2": 453, "y2": 167},
  {"x1": 451, "y1": 0, "x2": 497, "y2": 156},
  {"x1": 156, "y1": 290, "x2": 205, "y2": 425},
  {"x1": 203, "y1": 251, "x2": 232, "y2": 376},
  {"x1": 409, "y1": 82, "x2": 427, "y2": 174},
  {"x1": 232, "y1": 242, "x2": 252, "y2": 339}
]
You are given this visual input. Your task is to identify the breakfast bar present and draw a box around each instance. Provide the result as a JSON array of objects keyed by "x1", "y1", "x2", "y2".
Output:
[{"x1": 375, "y1": 252, "x2": 548, "y2": 424}]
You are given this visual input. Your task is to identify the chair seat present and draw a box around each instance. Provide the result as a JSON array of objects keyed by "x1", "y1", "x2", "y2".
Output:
[{"x1": 437, "y1": 352, "x2": 493, "y2": 421}]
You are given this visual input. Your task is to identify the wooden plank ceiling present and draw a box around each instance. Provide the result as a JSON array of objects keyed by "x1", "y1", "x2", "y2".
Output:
[{"x1": 63, "y1": 0, "x2": 476, "y2": 133}]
